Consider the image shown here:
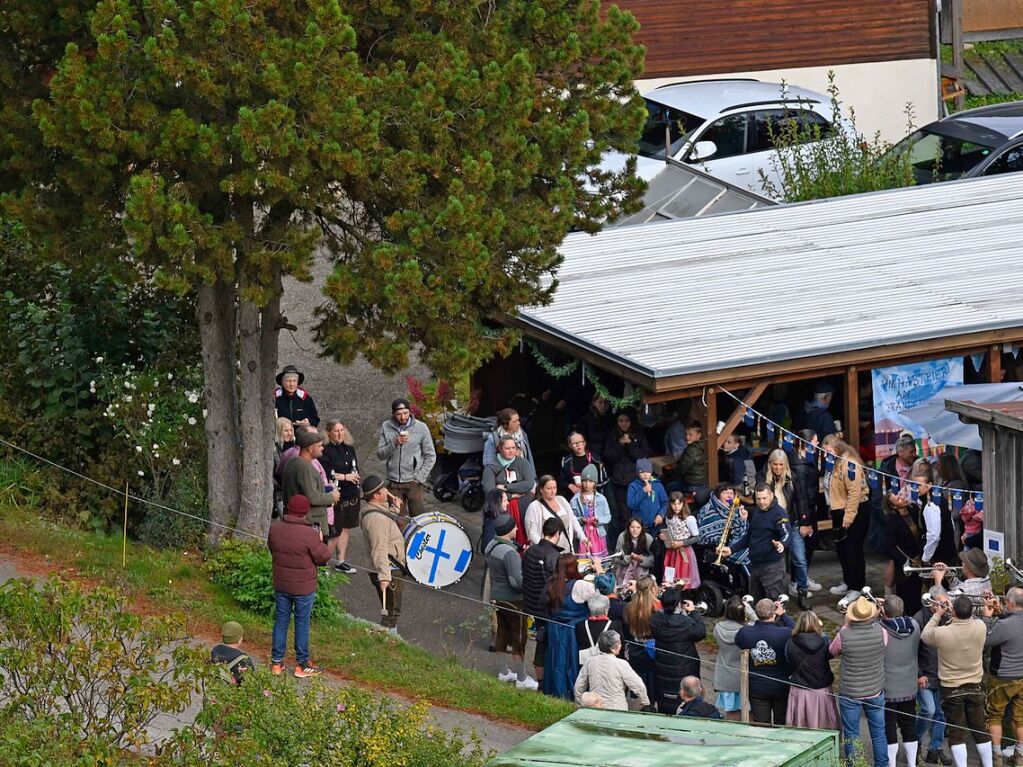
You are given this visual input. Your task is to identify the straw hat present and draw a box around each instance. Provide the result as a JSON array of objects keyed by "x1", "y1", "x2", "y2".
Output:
[{"x1": 847, "y1": 596, "x2": 878, "y2": 623}]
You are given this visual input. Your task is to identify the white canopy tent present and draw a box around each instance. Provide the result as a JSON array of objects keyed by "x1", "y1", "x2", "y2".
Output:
[{"x1": 901, "y1": 383, "x2": 1023, "y2": 449}]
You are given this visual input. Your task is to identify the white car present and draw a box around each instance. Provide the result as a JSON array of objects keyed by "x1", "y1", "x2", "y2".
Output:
[{"x1": 606, "y1": 79, "x2": 843, "y2": 198}]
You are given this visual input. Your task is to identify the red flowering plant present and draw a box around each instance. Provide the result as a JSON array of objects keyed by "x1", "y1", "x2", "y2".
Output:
[{"x1": 406, "y1": 376, "x2": 456, "y2": 452}]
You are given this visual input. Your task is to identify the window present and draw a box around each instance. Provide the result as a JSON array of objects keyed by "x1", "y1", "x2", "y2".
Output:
[
  {"x1": 686, "y1": 114, "x2": 748, "y2": 161},
  {"x1": 748, "y1": 109, "x2": 833, "y2": 152},
  {"x1": 981, "y1": 145, "x2": 1023, "y2": 176},
  {"x1": 894, "y1": 129, "x2": 996, "y2": 184},
  {"x1": 636, "y1": 101, "x2": 705, "y2": 160}
]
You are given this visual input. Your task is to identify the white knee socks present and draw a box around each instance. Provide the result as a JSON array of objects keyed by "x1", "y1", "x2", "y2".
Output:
[
  {"x1": 977, "y1": 741, "x2": 993, "y2": 767},
  {"x1": 887, "y1": 744, "x2": 899, "y2": 765},
  {"x1": 905, "y1": 741, "x2": 919, "y2": 767},
  {"x1": 951, "y1": 743, "x2": 968, "y2": 767}
]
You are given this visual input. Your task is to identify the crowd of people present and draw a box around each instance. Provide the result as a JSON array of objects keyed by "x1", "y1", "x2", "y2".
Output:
[{"x1": 250, "y1": 364, "x2": 1022, "y2": 767}]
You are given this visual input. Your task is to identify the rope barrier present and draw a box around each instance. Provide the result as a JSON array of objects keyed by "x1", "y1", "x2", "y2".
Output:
[{"x1": 0, "y1": 433, "x2": 1001, "y2": 741}]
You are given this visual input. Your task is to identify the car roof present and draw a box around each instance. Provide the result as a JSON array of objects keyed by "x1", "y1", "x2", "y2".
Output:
[
  {"x1": 938, "y1": 100, "x2": 1023, "y2": 140},
  {"x1": 645, "y1": 79, "x2": 828, "y2": 119}
]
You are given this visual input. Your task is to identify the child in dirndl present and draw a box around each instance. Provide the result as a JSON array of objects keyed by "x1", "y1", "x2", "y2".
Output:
[
  {"x1": 661, "y1": 492, "x2": 701, "y2": 589},
  {"x1": 570, "y1": 464, "x2": 610, "y2": 558}
]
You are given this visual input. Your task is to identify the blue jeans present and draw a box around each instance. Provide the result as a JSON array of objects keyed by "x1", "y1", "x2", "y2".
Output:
[
  {"x1": 838, "y1": 692, "x2": 888, "y2": 766},
  {"x1": 271, "y1": 591, "x2": 316, "y2": 666},
  {"x1": 916, "y1": 686, "x2": 946, "y2": 747},
  {"x1": 788, "y1": 523, "x2": 808, "y2": 590}
]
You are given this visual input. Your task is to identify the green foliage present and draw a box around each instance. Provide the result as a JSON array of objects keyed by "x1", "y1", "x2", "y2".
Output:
[
  {"x1": 759, "y1": 73, "x2": 917, "y2": 202},
  {"x1": 163, "y1": 670, "x2": 488, "y2": 766},
  {"x1": 0, "y1": 578, "x2": 210, "y2": 756},
  {"x1": 962, "y1": 92, "x2": 1023, "y2": 111},
  {"x1": 205, "y1": 539, "x2": 347, "y2": 622}
]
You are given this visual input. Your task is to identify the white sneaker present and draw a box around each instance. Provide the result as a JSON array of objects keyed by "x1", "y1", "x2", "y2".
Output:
[
  {"x1": 807, "y1": 579, "x2": 823, "y2": 592},
  {"x1": 515, "y1": 676, "x2": 539, "y2": 690},
  {"x1": 788, "y1": 582, "x2": 798, "y2": 596},
  {"x1": 829, "y1": 582, "x2": 849, "y2": 595},
  {"x1": 498, "y1": 670, "x2": 518, "y2": 683}
]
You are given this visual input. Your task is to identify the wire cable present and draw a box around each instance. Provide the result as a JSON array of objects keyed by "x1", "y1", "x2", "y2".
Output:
[{"x1": 0, "y1": 434, "x2": 998, "y2": 741}]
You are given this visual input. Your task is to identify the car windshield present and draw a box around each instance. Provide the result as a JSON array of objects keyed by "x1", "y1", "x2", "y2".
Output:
[
  {"x1": 892, "y1": 128, "x2": 997, "y2": 184},
  {"x1": 637, "y1": 100, "x2": 706, "y2": 159}
]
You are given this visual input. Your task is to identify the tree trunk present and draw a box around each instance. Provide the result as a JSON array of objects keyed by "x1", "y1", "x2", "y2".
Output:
[
  {"x1": 235, "y1": 285, "x2": 276, "y2": 540},
  {"x1": 199, "y1": 280, "x2": 241, "y2": 546}
]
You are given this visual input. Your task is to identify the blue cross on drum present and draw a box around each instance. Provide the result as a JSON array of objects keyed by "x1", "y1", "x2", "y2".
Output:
[{"x1": 403, "y1": 512, "x2": 473, "y2": 589}]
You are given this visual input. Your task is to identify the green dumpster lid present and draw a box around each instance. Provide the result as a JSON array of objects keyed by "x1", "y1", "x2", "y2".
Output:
[{"x1": 486, "y1": 709, "x2": 839, "y2": 767}]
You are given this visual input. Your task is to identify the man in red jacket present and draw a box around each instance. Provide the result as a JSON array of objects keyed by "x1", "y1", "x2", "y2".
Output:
[{"x1": 268, "y1": 494, "x2": 332, "y2": 677}]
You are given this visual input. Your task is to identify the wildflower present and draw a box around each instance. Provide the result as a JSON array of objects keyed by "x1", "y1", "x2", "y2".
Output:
[
  {"x1": 124, "y1": 381, "x2": 132, "y2": 389},
  {"x1": 89, "y1": 380, "x2": 96, "y2": 393},
  {"x1": 187, "y1": 416, "x2": 197, "y2": 426},
  {"x1": 135, "y1": 446, "x2": 143, "y2": 453},
  {"x1": 167, "y1": 372, "x2": 174, "y2": 380},
  {"x1": 137, "y1": 470, "x2": 144, "y2": 477},
  {"x1": 172, "y1": 458, "x2": 181, "y2": 466},
  {"x1": 125, "y1": 395, "x2": 133, "y2": 403},
  {"x1": 152, "y1": 443, "x2": 159, "y2": 450},
  {"x1": 95, "y1": 356, "x2": 103, "y2": 363},
  {"x1": 263, "y1": 689, "x2": 272, "y2": 698},
  {"x1": 186, "y1": 391, "x2": 199, "y2": 404},
  {"x1": 336, "y1": 703, "x2": 346, "y2": 712}
]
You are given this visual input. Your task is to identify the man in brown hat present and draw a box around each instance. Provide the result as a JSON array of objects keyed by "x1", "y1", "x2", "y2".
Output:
[
  {"x1": 932, "y1": 549, "x2": 992, "y2": 605},
  {"x1": 359, "y1": 475, "x2": 406, "y2": 636},
  {"x1": 274, "y1": 365, "x2": 319, "y2": 426},
  {"x1": 829, "y1": 596, "x2": 888, "y2": 767}
]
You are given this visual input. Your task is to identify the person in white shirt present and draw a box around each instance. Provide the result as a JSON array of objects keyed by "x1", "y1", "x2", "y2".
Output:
[{"x1": 525, "y1": 474, "x2": 587, "y2": 552}]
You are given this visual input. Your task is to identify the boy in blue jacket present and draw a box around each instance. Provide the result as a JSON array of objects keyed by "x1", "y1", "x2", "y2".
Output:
[{"x1": 627, "y1": 458, "x2": 668, "y2": 531}]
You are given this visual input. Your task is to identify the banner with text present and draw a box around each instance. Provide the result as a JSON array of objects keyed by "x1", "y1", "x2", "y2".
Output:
[{"x1": 872, "y1": 357, "x2": 964, "y2": 460}]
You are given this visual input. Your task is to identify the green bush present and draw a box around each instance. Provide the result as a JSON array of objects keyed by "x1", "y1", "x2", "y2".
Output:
[
  {"x1": 205, "y1": 539, "x2": 348, "y2": 622},
  {"x1": 162, "y1": 670, "x2": 489, "y2": 767},
  {"x1": 758, "y1": 72, "x2": 916, "y2": 202},
  {"x1": 0, "y1": 578, "x2": 209, "y2": 757}
]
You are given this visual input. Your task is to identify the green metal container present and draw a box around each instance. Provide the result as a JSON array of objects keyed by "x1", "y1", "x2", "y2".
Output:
[{"x1": 486, "y1": 709, "x2": 840, "y2": 767}]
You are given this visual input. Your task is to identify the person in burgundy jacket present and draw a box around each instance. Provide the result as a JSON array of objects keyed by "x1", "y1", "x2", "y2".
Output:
[{"x1": 267, "y1": 494, "x2": 331, "y2": 678}]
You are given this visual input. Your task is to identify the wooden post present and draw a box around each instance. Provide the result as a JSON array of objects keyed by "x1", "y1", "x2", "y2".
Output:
[
  {"x1": 845, "y1": 366, "x2": 859, "y2": 451},
  {"x1": 706, "y1": 388, "x2": 719, "y2": 486},
  {"x1": 988, "y1": 344, "x2": 1003, "y2": 383},
  {"x1": 951, "y1": 0, "x2": 966, "y2": 111},
  {"x1": 739, "y1": 649, "x2": 750, "y2": 723},
  {"x1": 717, "y1": 382, "x2": 769, "y2": 446}
]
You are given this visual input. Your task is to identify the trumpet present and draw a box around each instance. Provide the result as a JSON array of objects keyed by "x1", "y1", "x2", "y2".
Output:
[
  {"x1": 1005, "y1": 558, "x2": 1023, "y2": 584},
  {"x1": 860, "y1": 586, "x2": 884, "y2": 608},
  {"x1": 903, "y1": 562, "x2": 962, "y2": 578},
  {"x1": 922, "y1": 593, "x2": 951, "y2": 612},
  {"x1": 577, "y1": 551, "x2": 624, "y2": 574},
  {"x1": 836, "y1": 591, "x2": 860, "y2": 613}
]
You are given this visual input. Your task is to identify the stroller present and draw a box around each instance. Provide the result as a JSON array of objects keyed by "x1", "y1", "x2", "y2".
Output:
[{"x1": 432, "y1": 413, "x2": 496, "y2": 513}]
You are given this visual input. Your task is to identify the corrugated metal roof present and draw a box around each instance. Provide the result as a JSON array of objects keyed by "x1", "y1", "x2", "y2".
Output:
[
  {"x1": 517, "y1": 173, "x2": 1023, "y2": 381},
  {"x1": 611, "y1": 160, "x2": 773, "y2": 226}
]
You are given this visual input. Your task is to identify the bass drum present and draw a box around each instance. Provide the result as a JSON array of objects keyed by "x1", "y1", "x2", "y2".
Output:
[{"x1": 403, "y1": 512, "x2": 473, "y2": 589}]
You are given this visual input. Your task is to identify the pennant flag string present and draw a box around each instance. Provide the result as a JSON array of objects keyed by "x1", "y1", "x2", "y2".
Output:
[{"x1": 715, "y1": 385, "x2": 985, "y2": 502}]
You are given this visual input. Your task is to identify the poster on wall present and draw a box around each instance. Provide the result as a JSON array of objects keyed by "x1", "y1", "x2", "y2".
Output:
[{"x1": 872, "y1": 357, "x2": 964, "y2": 461}]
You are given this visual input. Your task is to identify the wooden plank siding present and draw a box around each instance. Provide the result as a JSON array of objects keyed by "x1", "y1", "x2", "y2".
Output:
[{"x1": 615, "y1": 0, "x2": 936, "y2": 79}]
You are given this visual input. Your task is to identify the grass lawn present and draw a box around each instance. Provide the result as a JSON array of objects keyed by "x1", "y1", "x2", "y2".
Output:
[{"x1": 0, "y1": 503, "x2": 573, "y2": 730}]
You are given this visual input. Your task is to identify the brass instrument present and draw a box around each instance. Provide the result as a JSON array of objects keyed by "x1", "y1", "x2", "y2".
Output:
[
  {"x1": 713, "y1": 497, "x2": 742, "y2": 566},
  {"x1": 1005, "y1": 558, "x2": 1023, "y2": 584},
  {"x1": 902, "y1": 563, "x2": 962, "y2": 578}
]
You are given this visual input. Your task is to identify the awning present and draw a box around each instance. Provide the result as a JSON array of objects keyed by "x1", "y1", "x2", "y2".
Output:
[{"x1": 901, "y1": 383, "x2": 1023, "y2": 448}]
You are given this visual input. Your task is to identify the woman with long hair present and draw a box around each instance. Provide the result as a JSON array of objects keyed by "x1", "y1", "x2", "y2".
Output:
[
  {"x1": 828, "y1": 440, "x2": 869, "y2": 595},
  {"x1": 660, "y1": 492, "x2": 700, "y2": 589},
  {"x1": 884, "y1": 464, "x2": 926, "y2": 616},
  {"x1": 932, "y1": 452, "x2": 969, "y2": 565},
  {"x1": 758, "y1": 448, "x2": 813, "y2": 605},
  {"x1": 480, "y1": 488, "x2": 509, "y2": 553},
  {"x1": 713, "y1": 596, "x2": 747, "y2": 720},
  {"x1": 272, "y1": 417, "x2": 296, "y2": 518},
  {"x1": 525, "y1": 475, "x2": 587, "y2": 552},
  {"x1": 602, "y1": 408, "x2": 650, "y2": 546},
  {"x1": 319, "y1": 419, "x2": 360, "y2": 573},
  {"x1": 785, "y1": 610, "x2": 838, "y2": 729},
  {"x1": 614, "y1": 517, "x2": 654, "y2": 584},
  {"x1": 482, "y1": 407, "x2": 535, "y2": 475},
  {"x1": 622, "y1": 575, "x2": 660, "y2": 701},
  {"x1": 543, "y1": 553, "x2": 600, "y2": 699}
]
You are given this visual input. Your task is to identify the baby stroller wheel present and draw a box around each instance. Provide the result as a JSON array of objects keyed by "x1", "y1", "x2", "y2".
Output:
[
  {"x1": 432, "y1": 471, "x2": 458, "y2": 503},
  {"x1": 695, "y1": 581, "x2": 725, "y2": 618},
  {"x1": 460, "y1": 482, "x2": 484, "y2": 512}
]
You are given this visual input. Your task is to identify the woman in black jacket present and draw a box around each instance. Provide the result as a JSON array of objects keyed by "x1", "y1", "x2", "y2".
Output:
[
  {"x1": 649, "y1": 587, "x2": 706, "y2": 713},
  {"x1": 785, "y1": 610, "x2": 838, "y2": 730},
  {"x1": 602, "y1": 408, "x2": 650, "y2": 546},
  {"x1": 883, "y1": 484, "x2": 924, "y2": 616},
  {"x1": 318, "y1": 419, "x2": 360, "y2": 574}
]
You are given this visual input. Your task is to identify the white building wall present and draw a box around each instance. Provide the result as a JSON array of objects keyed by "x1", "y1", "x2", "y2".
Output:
[{"x1": 637, "y1": 58, "x2": 940, "y2": 144}]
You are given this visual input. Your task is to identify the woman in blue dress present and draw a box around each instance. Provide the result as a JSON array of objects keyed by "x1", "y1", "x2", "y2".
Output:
[{"x1": 543, "y1": 553, "x2": 603, "y2": 699}]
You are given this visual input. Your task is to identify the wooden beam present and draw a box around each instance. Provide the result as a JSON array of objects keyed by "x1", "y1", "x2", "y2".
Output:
[
  {"x1": 643, "y1": 366, "x2": 849, "y2": 404},
  {"x1": 951, "y1": 0, "x2": 966, "y2": 111},
  {"x1": 845, "y1": 366, "x2": 860, "y2": 451},
  {"x1": 719, "y1": 382, "x2": 769, "y2": 445},
  {"x1": 647, "y1": 328, "x2": 1023, "y2": 394},
  {"x1": 989, "y1": 344, "x2": 1003, "y2": 383},
  {"x1": 707, "y1": 388, "x2": 719, "y2": 487}
]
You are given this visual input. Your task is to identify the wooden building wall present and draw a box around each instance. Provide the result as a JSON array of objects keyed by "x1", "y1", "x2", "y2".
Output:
[
  {"x1": 616, "y1": 0, "x2": 935, "y2": 79},
  {"x1": 980, "y1": 423, "x2": 1023, "y2": 561}
]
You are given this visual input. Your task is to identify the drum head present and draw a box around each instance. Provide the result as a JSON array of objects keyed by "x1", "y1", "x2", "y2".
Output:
[{"x1": 404, "y1": 513, "x2": 473, "y2": 588}]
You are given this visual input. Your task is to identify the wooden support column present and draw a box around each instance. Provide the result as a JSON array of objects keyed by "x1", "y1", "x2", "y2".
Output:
[
  {"x1": 845, "y1": 366, "x2": 860, "y2": 451},
  {"x1": 706, "y1": 387, "x2": 719, "y2": 487},
  {"x1": 988, "y1": 344, "x2": 1003, "y2": 383}
]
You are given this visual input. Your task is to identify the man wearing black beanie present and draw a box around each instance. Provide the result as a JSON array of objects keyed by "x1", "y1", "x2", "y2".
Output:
[{"x1": 375, "y1": 397, "x2": 436, "y2": 516}]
